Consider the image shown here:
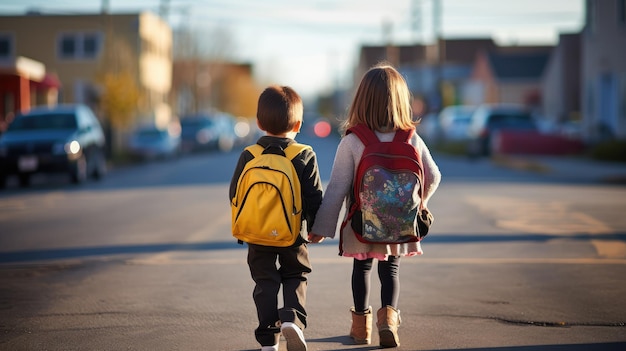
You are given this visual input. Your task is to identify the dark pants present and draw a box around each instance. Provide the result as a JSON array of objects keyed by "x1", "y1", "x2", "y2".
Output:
[
  {"x1": 247, "y1": 240, "x2": 311, "y2": 347},
  {"x1": 352, "y1": 256, "x2": 401, "y2": 312}
]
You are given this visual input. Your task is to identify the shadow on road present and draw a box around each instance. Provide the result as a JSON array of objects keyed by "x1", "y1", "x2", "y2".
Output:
[
  {"x1": 2, "y1": 232, "x2": 625, "y2": 264},
  {"x1": 237, "y1": 341, "x2": 626, "y2": 351},
  {"x1": 429, "y1": 342, "x2": 626, "y2": 351},
  {"x1": 0, "y1": 241, "x2": 245, "y2": 264}
]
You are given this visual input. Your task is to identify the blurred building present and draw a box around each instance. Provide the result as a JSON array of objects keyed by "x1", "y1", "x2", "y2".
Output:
[
  {"x1": 355, "y1": 39, "x2": 554, "y2": 116},
  {"x1": 581, "y1": 0, "x2": 626, "y2": 142},
  {"x1": 0, "y1": 11, "x2": 172, "y2": 129},
  {"x1": 355, "y1": 39, "x2": 497, "y2": 114},
  {"x1": 471, "y1": 49, "x2": 551, "y2": 108},
  {"x1": 0, "y1": 56, "x2": 60, "y2": 132},
  {"x1": 542, "y1": 33, "x2": 582, "y2": 127},
  {"x1": 172, "y1": 60, "x2": 259, "y2": 118}
]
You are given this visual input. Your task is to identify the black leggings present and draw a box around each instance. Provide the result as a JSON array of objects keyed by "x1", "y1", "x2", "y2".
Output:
[{"x1": 351, "y1": 256, "x2": 401, "y2": 312}]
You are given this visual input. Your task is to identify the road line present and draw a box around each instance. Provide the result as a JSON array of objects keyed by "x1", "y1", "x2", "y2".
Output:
[
  {"x1": 466, "y1": 195, "x2": 623, "y2": 258},
  {"x1": 126, "y1": 214, "x2": 231, "y2": 265},
  {"x1": 592, "y1": 240, "x2": 626, "y2": 258}
]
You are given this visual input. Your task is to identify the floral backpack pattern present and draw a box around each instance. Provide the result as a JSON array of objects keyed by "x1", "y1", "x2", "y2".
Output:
[{"x1": 344, "y1": 124, "x2": 426, "y2": 244}]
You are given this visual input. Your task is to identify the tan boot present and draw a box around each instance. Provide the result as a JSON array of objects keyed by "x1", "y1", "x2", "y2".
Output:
[
  {"x1": 349, "y1": 306, "x2": 372, "y2": 344},
  {"x1": 376, "y1": 306, "x2": 401, "y2": 348}
]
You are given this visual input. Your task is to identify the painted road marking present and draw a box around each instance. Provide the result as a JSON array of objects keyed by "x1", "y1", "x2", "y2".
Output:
[{"x1": 466, "y1": 196, "x2": 626, "y2": 258}]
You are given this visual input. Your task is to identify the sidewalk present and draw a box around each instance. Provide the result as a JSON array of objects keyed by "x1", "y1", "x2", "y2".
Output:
[{"x1": 493, "y1": 155, "x2": 626, "y2": 184}]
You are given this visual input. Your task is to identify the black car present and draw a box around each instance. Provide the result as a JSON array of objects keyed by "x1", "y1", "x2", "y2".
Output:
[
  {"x1": 0, "y1": 104, "x2": 107, "y2": 187},
  {"x1": 180, "y1": 113, "x2": 236, "y2": 153},
  {"x1": 466, "y1": 104, "x2": 537, "y2": 156}
]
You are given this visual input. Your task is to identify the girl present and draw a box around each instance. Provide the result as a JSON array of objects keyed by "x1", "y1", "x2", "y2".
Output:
[{"x1": 308, "y1": 63, "x2": 441, "y2": 348}]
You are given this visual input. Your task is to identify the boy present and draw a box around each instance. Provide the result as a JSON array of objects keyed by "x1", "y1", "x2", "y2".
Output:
[{"x1": 229, "y1": 86, "x2": 323, "y2": 351}]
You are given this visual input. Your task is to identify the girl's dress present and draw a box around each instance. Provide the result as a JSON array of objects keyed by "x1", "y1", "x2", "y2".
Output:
[{"x1": 311, "y1": 129, "x2": 442, "y2": 260}]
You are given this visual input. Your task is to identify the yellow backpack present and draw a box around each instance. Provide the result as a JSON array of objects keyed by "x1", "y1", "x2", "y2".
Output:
[{"x1": 231, "y1": 143, "x2": 311, "y2": 247}]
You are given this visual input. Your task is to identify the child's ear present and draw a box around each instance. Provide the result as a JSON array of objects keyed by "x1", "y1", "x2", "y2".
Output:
[{"x1": 292, "y1": 120, "x2": 302, "y2": 132}]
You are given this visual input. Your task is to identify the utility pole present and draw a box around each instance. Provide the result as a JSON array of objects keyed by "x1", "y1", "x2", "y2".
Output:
[
  {"x1": 411, "y1": 0, "x2": 422, "y2": 44},
  {"x1": 432, "y1": 0, "x2": 444, "y2": 112},
  {"x1": 101, "y1": 0, "x2": 109, "y2": 14},
  {"x1": 433, "y1": 0, "x2": 444, "y2": 64},
  {"x1": 159, "y1": 0, "x2": 170, "y2": 22}
]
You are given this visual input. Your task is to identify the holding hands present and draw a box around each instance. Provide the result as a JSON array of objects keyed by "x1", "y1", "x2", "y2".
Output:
[{"x1": 308, "y1": 233, "x2": 325, "y2": 243}]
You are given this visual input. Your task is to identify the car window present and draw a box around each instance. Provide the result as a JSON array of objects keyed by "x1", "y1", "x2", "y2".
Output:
[
  {"x1": 487, "y1": 112, "x2": 535, "y2": 129},
  {"x1": 181, "y1": 118, "x2": 214, "y2": 129},
  {"x1": 8, "y1": 113, "x2": 78, "y2": 131},
  {"x1": 136, "y1": 129, "x2": 166, "y2": 140},
  {"x1": 456, "y1": 109, "x2": 474, "y2": 122}
]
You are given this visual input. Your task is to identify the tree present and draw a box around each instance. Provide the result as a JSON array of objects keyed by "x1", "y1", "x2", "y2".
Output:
[
  {"x1": 99, "y1": 71, "x2": 140, "y2": 130},
  {"x1": 215, "y1": 63, "x2": 260, "y2": 117},
  {"x1": 95, "y1": 29, "x2": 142, "y2": 155}
]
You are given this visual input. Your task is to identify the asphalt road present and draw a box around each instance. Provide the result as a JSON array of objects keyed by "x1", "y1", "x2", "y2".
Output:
[{"x1": 1, "y1": 132, "x2": 625, "y2": 351}]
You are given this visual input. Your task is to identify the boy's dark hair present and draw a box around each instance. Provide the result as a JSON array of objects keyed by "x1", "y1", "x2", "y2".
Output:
[{"x1": 257, "y1": 86, "x2": 302, "y2": 135}]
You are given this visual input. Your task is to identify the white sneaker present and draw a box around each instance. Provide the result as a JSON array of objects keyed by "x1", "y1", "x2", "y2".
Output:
[
  {"x1": 280, "y1": 322, "x2": 307, "y2": 351},
  {"x1": 260, "y1": 345, "x2": 278, "y2": 351}
]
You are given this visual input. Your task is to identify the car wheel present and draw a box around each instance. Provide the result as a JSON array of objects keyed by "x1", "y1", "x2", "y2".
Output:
[
  {"x1": 71, "y1": 155, "x2": 88, "y2": 184},
  {"x1": 18, "y1": 173, "x2": 30, "y2": 187}
]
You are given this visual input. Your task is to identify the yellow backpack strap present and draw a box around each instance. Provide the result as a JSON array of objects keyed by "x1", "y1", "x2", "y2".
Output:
[
  {"x1": 246, "y1": 143, "x2": 310, "y2": 159},
  {"x1": 284, "y1": 143, "x2": 311, "y2": 160},
  {"x1": 245, "y1": 144, "x2": 264, "y2": 158}
]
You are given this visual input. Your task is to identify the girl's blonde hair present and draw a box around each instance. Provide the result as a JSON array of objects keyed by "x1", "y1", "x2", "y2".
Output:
[{"x1": 343, "y1": 63, "x2": 415, "y2": 134}]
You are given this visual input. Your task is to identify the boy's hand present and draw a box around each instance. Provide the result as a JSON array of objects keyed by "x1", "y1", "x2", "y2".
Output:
[{"x1": 308, "y1": 233, "x2": 325, "y2": 243}]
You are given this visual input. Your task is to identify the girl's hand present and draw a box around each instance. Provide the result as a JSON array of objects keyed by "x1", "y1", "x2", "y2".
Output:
[{"x1": 308, "y1": 233, "x2": 325, "y2": 243}]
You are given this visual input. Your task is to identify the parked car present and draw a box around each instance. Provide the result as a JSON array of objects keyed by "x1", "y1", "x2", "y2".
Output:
[
  {"x1": 127, "y1": 125, "x2": 181, "y2": 161},
  {"x1": 466, "y1": 104, "x2": 537, "y2": 157},
  {"x1": 0, "y1": 104, "x2": 107, "y2": 187},
  {"x1": 180, "y1": 113, "x2": 236, "y2": 153},
  {"x1": 233, "y1": 117, "x2": 262, "y2": 146},
  {"x1": 438, "y1": 105, "x2": 475, "y2": 141},
  {"x1": 415, "y1": 113, "x2": 440, "y2": 145}
]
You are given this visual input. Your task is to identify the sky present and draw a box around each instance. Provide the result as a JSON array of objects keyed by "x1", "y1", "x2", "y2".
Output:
[{"x1": 0, "y1": 0, "x2": 585, "y2": 100}]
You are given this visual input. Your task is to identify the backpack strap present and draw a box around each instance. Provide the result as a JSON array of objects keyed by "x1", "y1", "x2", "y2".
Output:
[
  {"x1": 246, "y1": 143, "x2": 310, "y2": 160},
  {"x1": 245, "y1": 144, "x2": 264, "y2": 158},
  {"x1": 393, "y1": 128, "x2": 415, "y2": 142},
  {"x1": 348, "y1": 124, "x2": 415, "y2": 145},
  {"x1": 284, "y1": 143, "x2": 311, "y2": 160},
  {"x1": 346, "y1": 124, "x2": 379, "y2": 145}
]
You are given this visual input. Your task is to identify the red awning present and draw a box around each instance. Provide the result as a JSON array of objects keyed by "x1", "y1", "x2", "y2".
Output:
[{"x1": 31, "y1": 73, "x2": 61, "y2": 89}]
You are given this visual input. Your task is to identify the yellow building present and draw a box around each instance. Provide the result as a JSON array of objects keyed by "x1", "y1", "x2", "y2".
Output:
[{"x1": 0, "y1": 11, "x2": 172, "y2": 129}]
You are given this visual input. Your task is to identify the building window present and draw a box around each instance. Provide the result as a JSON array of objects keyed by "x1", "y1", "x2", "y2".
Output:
[
  {"x1": 57, "y1": 32, "x2": 102, "y2": 60},
  {"x1": 83, "y1": 34, "x2": 99, "y2": 57},
  {"x1": 0, "y1": 33, "x2": 14, "y2": 60},
  {"x1": 59, "y1": 36, "x2": 76, "y2": 58}
]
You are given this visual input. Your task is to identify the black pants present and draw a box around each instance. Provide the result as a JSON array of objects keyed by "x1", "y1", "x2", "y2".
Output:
[
  {"x1": 247, "y1": 241, "x2": 311, "y2": 346},
  {"x1": 352, "y1": 256, "x2": 401, "y2": 312}
]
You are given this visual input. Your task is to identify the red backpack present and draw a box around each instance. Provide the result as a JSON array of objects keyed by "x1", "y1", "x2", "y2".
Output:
[{"x1": 343, "y1": 124, "x2": 432, "y2": 244}]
